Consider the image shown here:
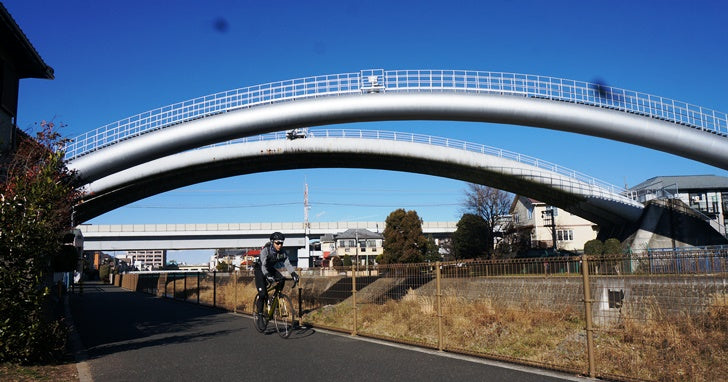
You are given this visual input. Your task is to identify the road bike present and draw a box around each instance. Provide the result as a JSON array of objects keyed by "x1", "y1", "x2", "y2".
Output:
[{"x1": 253, "y1": 277, "x2": 297, "y2": 338}]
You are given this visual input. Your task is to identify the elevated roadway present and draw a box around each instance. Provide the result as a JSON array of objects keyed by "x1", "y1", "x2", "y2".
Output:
[{"x1": 78, "y1": 221, "x2": 456, "y2": 251}]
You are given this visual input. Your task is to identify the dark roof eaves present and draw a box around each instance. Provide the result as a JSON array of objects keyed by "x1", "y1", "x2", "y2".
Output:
[{"x1": 0, "y1": 3, "x2": 54, "y2": 79}]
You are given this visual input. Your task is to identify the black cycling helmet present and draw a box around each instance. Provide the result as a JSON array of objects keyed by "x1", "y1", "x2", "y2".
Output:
[{"x1": 270, "y1": 232, "x2": 285, "y2": 242}]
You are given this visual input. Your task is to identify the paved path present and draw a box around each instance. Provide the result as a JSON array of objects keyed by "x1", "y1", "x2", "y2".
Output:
[{"x1": 68, "y1": 282, "x2": 590, "y2": 382}]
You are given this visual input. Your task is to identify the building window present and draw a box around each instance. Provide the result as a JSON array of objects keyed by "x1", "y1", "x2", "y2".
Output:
[{"x1": 556, "y1": 229, "x2": 573, "y2": 241}]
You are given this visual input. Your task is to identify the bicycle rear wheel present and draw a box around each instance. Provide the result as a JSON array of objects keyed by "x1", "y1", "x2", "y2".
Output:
[
  {"x1": 252, "y1": 294, "x2": 267, "y2": 333},
  {"x1": 273, "y1": 294, "x2": 295, "y2": 338}
]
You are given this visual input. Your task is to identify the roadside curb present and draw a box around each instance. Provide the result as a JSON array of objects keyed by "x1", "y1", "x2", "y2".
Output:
[{"x1": 64, "y1": 294, "x2": 93, "y2": 382}]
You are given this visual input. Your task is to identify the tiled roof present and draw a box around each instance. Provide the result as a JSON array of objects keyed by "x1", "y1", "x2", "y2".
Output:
[
  {"x1": 334, "y1": 228, "x2": 383, "y2": 240},
  {"x1": 630, "y1": 175, "x2": 728, "y2": 192}
]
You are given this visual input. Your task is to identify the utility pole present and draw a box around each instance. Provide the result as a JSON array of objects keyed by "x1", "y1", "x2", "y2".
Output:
[
  {"x1": 355, "y1": 230, "x2": 359, "y2": 270},
  {"x1": 304, "y1": 182, "x2": 310, "y2": 265},
  {"x1": 542, "y1": 207, "x2": 557, "y2": 251}
]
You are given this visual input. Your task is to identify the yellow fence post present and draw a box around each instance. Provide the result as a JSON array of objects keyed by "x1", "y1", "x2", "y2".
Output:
[
  {"x1": 234, "y1": 270, "x2": 238, "y2": 314},
  {"x1": 581, "y1": 255, "x2": 596, "y2": 378},
  {"x1": 436, "y1": 261, "x2": 443, "y2": 351},
  {"x1": 352, "y1": 264, "x2": 357, "y2": 336},
  {"x1": 298, "y1": 284, "x2": 303, "y2": 328}
]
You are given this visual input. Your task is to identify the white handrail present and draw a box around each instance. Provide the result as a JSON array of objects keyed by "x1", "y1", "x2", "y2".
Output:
[
  {"x1": 200, "y1": 128, "x2": 637, "y2": 204},
  {"x1": 64, "y1": 69, "x2": 728, "y2": 160}
]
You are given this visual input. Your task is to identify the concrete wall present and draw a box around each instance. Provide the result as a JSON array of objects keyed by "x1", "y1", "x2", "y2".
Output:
[{"x1": 115, "y1": 271, "x2": 727, "y2": 327}]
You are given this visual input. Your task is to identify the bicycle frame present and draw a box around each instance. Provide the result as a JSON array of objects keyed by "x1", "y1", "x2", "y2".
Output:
[
  {"x1": 253, "y1": 277, "x2": 297, "y2": 338},
  {"x1": 262, "y1": 281, "x2": 285, "y2": 320}
]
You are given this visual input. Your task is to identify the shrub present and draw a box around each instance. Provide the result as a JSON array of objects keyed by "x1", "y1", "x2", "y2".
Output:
[
  {"x1": 603, "y1": 238, "x2": 623, "y2": 255},
  {"x1": 0, "y1": 122, "x2": 80, "y2": 363},
  {"x1": 99, "y1": 264, "x2": 111, "y2": 283},
  {"x1": 583, "y1": 239, "x2": 603, "y2": 255}
]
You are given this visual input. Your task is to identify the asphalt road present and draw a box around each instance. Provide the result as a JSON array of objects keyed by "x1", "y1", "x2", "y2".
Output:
[{"x1": 68, "y1": 282, "x2": 589, "y2": 382}]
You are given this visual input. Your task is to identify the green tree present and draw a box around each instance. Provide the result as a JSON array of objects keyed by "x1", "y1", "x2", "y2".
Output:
[
  {"x1": 452, "y1": 213, "x2": 490, "y2": 259},
  {"x1": 423, "y1": 235, "x2": 441, "y2": 262},
  {"x1": 0, "y1": 122, "x2": 81, "y2": 363},
  {"x1": 461, "y1": 184, "x2": 513, "y2": 257},
  {"x1": 583, "y1": 239, "x2": 604, "y2": 255},
  {"x1": 380, "y1": 209, "x2": 428, "y2": 263},
  {"x1": 342, "y1": 254, "x2": 352, "y2": 266}
]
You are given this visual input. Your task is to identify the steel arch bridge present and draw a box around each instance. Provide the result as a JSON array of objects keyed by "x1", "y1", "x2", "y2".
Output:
[
  {"x1": 76, "y1": 128, "x2": 644, "y2": 236},
  {"x1": 66, "y1": 69, "x2": 728, "y2": 237}
]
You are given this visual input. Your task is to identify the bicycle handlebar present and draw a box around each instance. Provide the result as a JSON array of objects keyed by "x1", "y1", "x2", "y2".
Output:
[{"x1": 269, "y1": 276, "x2": 298, "y2": 289}]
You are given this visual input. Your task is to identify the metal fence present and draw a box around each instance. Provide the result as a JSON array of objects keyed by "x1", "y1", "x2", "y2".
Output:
[{"x1": 116, "y1": 251, "x2": 727, "y2": 381}]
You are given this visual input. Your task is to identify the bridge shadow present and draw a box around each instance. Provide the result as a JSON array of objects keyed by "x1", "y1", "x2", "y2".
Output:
[
  {"x1": 85, "y1": 328, "x2": 239, "y2": 359},
  {"x1": 69, "y1": 282, "x2": 245, "y2": 360}
]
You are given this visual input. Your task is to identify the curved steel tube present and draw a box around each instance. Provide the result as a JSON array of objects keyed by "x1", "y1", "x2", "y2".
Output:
[
  {"x1": 65, "y1": 68, "x2": 728, "y2": 161},
  {"x1": 69, "y1": 92, "x2": 728, "y2": 184}
]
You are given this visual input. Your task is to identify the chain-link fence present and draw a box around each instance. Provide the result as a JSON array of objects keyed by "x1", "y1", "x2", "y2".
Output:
[{"x1": 115, "y1": 251, "x2": 727, "y2": 381}]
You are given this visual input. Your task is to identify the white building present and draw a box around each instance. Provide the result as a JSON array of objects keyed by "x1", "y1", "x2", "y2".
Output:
[
  {"x1": 124, "y1": 249, "x2": 166, "y2": 270},
  {"x1": 510, "y1": 196, "x2": 598, "y2": 252},
  {"x1": 629, "y1": 175, "x2": 728, "y2": 235}
]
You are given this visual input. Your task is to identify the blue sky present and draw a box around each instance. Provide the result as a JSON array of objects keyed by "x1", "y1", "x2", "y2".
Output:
[{"x1": 6, "y1": 0, "x2": 728, "y2": 228}]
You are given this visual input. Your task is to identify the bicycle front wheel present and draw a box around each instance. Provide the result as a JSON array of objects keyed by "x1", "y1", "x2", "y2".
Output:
[
  {"x1": 252, "y1": 294, "x2": 267, "y2": 333},
  {"x1": 273, "y1": 294, "x2": 295, "y2": 338}
]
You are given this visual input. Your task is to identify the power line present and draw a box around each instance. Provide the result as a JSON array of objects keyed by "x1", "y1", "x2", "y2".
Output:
[
  {"x1": 313, "y1": 201, "x2": 461, "y2": 207},
  {"x1": 126, "y1": 201, "x2": 461, "y2": 209}
]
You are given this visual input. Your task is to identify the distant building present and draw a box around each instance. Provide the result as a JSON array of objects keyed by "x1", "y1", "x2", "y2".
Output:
[
  {"x1": 213, "y1": 248, "x2": 260, "y2": 271},
  {"x1": 84, "y1": 251, "x2": 114, "y2": 270},
  {"x1": 629, "y1": 175, "x2": 728, "y2": 235},
  {"x1": 124, "y1": 249, "x2": 166, "y2": 270},
  {"x1": 319, "y1": 228, "x2": 383, "y2": 266},
  {"x1": 510, "y1": 196, "x2": 598, "y2": 252}
]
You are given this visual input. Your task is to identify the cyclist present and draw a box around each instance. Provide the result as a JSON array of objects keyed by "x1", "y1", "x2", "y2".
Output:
[{"x1": 254, "y1": 232, "x2": 299, "y2": 318}]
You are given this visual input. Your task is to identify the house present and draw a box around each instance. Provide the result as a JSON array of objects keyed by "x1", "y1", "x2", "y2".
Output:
[
  {"x1": 509, "y1": 196, "x2": 598, "y2": 252},
  {"x1": 333, "y1": 228, "x2": 384, "y2": 265},
  {"x1": 317, "y1": 228, "x2": 384, "y2": 266},
  {"x1": 628, "y1": 175, "x2": 728, "y2": 235}
]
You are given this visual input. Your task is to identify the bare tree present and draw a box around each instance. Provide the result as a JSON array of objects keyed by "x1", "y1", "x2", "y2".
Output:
[{"x1": 461, "y1": 184, "x2": 513, "y2": 257}]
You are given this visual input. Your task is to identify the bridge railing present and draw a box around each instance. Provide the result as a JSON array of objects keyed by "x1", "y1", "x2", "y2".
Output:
[
  {"x1": 384, "y1": 70, "x2": 728, "y2": 135},
  {"x1": 206, "y1": 128, "x2": 637, "y2": 203},
  {"x1": 64, "y1": 69, "x2": 728, "y2": 161}
]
